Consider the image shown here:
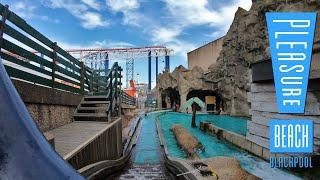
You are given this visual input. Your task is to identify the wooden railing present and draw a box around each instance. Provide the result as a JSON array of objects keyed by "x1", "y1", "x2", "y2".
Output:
[
  {"x1": 0, "y1": 4, "x2": 92, "y2": 94},
  {"x1": 0, "y1": 3, "x2": 136, "y2": 113},
  {"x1": 90, "y1": 63, "x2": 122, "y2": 96},
  {"x1": 90, "y1": 62, "x2": 122, "y2": 116}
]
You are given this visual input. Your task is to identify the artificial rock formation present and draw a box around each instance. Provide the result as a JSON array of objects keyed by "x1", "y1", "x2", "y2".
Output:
[
  {"x1": 156, "y1": 0, "x2": 320, "y2": 116},
  {"x1": 202, "y1": 157, "x2": 260, "y2": 180},
  {"x1": 204, "y1": 0, "x2": 320, "y2": 116},
  {"x1": 155, "y1": 65, "x2": 211, "y2": 108}
]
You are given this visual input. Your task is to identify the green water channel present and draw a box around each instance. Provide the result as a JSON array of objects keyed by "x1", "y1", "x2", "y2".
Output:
[
  {"x1": 132, "y1": 113, "x2": 162, "y2": 164},
  {"x1": 158, "y1": 111, "x2": 301, "y2": 180},
  {"x1": 130, "y1": 111, "x2": 300, "y2": 179}
]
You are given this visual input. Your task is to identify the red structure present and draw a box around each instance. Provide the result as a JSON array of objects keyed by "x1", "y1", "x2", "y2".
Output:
[{"x1": 124, "y1": 80, "x2": 136, "y2": 97}]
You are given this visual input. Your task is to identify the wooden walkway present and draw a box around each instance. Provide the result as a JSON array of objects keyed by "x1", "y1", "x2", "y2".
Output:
[{"x1": 49, "y1": 121, "x2": 110, "y2": 159}]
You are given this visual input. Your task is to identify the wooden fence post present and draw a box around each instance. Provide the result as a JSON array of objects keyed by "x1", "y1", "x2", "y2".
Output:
[
  {"x1": 80, "y1": 62, "x2": 85, "y2": 94},
  {"x1": 114, "y1": 66, "x2": 118, "y2": 113},
  {"x1": 90, "y1": 70, "x2": 93, "y2": 93},
  {"x1": 109, "y1": 67, "x2": 113, "y2": 116},
  {"x1": 51, "y1": 42, "x2": 57, "y2": 88},
  {"x1": 119, "y1": 66, "x2": 122, "y2": 115}
]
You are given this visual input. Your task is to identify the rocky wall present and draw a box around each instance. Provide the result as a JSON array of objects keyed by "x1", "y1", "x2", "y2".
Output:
[
  {"x1": 203, "y1": 0, "x2": 320, "y2": 116},
  {"x1": 155, "y1": 65, "x2": 212, "y2": 108},
  {"x1": 156, "y1": 0, "x2": 320, "y2": 116}
]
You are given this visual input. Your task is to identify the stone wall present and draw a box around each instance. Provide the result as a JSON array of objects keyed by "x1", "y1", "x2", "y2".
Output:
[
  {"x1": 12, "y1": 80, "x2": 82, "y2": 132},
  {"x1": 247, "y1": 79, "x2": 320, "y2": 153},
  {"x1": 155, "y1": 65, "x2": 212, "y2": 108},
  {"x1": 247, "y1": 18, "x2": 320, "y2": 153}
]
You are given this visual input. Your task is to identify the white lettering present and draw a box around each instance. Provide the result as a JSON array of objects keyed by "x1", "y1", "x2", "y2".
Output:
[
  {"x1": 283, "y1": 100, "x2": 301, "y2": 106},
  {"x1": 275, "y1": 32, "x2": 308, "y2": 39},
  {"x1": 273, "y1": 19, "x2": 310, "y2": 28},
  {"x1": 282, "y1": 89, "x2": 301, "y2": 96},
  {"x1": 281, "y1": 77, "x2": 303, "y2": 85},
  {"x1": 288, "y1": 124, "x2": 293, "y2": 148},
  {"x1": 279, "y1": 65, "x2": 304, "y2": 73},
  {"x1": 275, "y1": 125, "x2": 280, "y2": 148},
  {"x1": 276, "y1": 42, "x2": 307, "y2": 49},
  {"x1": 277, "y1": 53, "x2": 306, "y2": 61},
  {"x1": 302, "y1": 125, "x2": 308, "y2": 147},
  {"x1": 295, "y1": 125, "x2": 301, "y2": 148},
  {"x1": 281, "y1": 125, "x2": 286, "y2": 148}
]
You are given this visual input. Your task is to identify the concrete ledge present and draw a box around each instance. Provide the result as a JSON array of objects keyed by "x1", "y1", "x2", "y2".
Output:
[
  {"x1": 200, "y1": 121, "x2": 270, "y2": 161},
  {"x1": 12, "y1": 79, "x2": 82, "y2": 106},
  {"x1": 12, "y1": 80, "x2": 83, "y2": 131}
]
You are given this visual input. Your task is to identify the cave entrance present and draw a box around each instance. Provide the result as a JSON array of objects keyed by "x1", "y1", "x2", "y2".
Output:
[
  {"x1": 161, "y1": 87, "x2": 181, "y2": 109},
  {"x1": 186, "y1": 90, "x2": 224, "y2": 112}
]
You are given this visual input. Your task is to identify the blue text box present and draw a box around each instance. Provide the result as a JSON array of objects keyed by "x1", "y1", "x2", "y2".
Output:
[
  {"x1": 269, "y1": 119, "x2": 313, "y2": 153},
  {"x1": 266, "y1": 13, "x2": 317, "y2": 113}
]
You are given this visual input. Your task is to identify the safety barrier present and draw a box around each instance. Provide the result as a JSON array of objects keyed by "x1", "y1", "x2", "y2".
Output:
[
  {"x1": 121, "y1": 91, "x2": 136, "y2": 106},
  {"x1": 0, "y1": 3, "x2": 92, "y2": 94}
]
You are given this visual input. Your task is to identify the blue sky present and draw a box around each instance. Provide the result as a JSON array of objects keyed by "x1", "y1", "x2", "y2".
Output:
[{"x1": 1, "y1": 0, "x2": 251, "y2": 87}]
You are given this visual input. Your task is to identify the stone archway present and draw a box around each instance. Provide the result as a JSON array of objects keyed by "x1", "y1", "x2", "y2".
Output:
[
  {"x1": 161, "y1": 87, "x2": 181, "y2": 109},
  {"x1": 186, "y1": 90, "x2": 224, "y2": 112}
]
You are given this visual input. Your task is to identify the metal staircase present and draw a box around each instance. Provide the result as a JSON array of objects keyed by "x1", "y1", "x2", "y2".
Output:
[{"x1": 73, "y1": 62, "x2": 122, "y2": 122}]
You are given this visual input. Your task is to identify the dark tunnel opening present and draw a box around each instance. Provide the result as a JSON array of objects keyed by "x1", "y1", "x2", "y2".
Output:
[
  {"x1": 186, "y1": 90, "x2": 224, "y2": 111},
  {"x1": 161, "y1": 87, "x2": 180, "y2": 109}
]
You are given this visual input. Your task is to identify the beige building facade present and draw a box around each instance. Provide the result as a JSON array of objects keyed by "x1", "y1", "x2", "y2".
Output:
[{"x1": 187, "y1": 37, "x2": 224, "y2": 71}]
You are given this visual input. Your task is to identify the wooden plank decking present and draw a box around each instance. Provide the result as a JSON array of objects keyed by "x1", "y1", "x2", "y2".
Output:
[{"x1": 49, "y1": 121, "x2": 110, "y2": 158}]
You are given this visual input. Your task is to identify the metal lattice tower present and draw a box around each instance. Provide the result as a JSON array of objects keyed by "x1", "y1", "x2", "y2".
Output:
[
  {"x1": 126, "y1": 58, "x2": 134, "y2": 87},
  {"x1": 66, "y1": 46, "x2": 174, "y2": 89}
]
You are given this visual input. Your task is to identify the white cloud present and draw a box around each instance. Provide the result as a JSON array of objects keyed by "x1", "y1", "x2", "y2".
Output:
[
  {"x1": 163, "y1": 0, "x2": 223, "y2": 27},
  {"x1": 166, "y1": 40, "x2": 196, "y2": 60},
  {"x1": 58, "y1": 40, "x2": 135, "y2": 50},
  {"x1": 122, "y1": 11, "x2": 144, "y2": 27},
  {"x1": 150, "y1": 27, "x2": 196, "y2": 60},
  {"x1": 108, "y1": 0, "x2": 252, "y2": 62},
  {"x1": 151, "y1": 28, "x2": 182, "y2": 43},
  {"x1": 81, "y1": 12, "x2": 110, "y2": 29},
  {"x1": 237, "y1": 0, "x2": 252, "y2": 11},
  {"x1": 163, "y1": 0, "x2": 251, "y2": 30},
  {"x1": 92, "y1": 40, "x2": 135, "y2": 48},
  {"x1": 106, "y1": 0, "x2": 143, "y2": 26},
  {"x1": 107, "y1": 0, "x2": 140, "y2": 12},
  {"x1": 39, "y1": 16, "x2": 60, "y2": 24},
  {"x1": 205, "y1": 31, "x2": 226, "y2": 39},
  {"x1": 11, "y1": 1, "x2": 60, "y2": 24},
  {"x1": 214, "y1": 0, "x2": 252, "y2": 32},
  {"x1": 156, "y1": 0, "x2": 252, "y2": 58},
  {"x1": 12, "y1": 1, "x2": 36, "y2": 15},
  {"x1": 44, "y1": 0, "x2": 109, "y2": 29},
  {"x1": 82, "y1": 0, "x2": 101, "y2": 10},
  {"x1": 106, "y1": 0, "x2": 198, "y2": 59}
]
